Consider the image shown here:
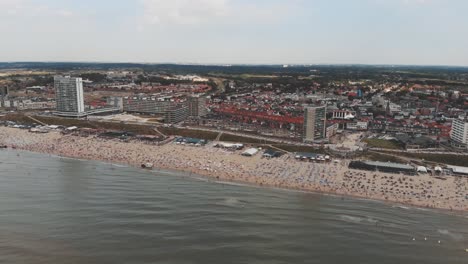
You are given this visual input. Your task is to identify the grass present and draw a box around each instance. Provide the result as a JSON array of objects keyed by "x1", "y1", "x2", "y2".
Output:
[
  {"x1": 2, "y1": 114, "x2": 225, "y2": 139},
  {"x1": 240, "y1": 74, "x2": 279, "y2": 79},
  {"x1": 147, "y1": 118, "x2": 163, "y2": 123},
  {"x1": 270, "y1": 144, "x2": 328, "y2": 154},
  {"x1": 363, "y1": 138, "x2": 404, "y2": 150},
  {"x1": 2, "y1": 114, "x2": 159, "y2": 135},
  {"x1": 361, "y1": 152, "x2": 407, "y2": 164},
  {"x1": 1, "y1": 114, "x2": 285, "y2": 142},
  {"x1": 158, "y1": 127, "x2": 218, "y2": 140},
  {"x1": 219, "y1": 133, "x2": 276, "y2": 144}
]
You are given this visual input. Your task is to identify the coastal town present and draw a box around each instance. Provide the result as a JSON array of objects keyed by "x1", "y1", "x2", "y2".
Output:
[
  {"x1": 3, "y1": 0, "x2": 468, "y2": 262},
  {"x1": 0, "y1": 63, "x2": 467, "y2": 211}
]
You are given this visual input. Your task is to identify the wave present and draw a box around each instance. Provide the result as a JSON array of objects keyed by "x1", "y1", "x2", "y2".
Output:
[
  {"x1": 415, "y1": 207, "x2": 429, "y2": 212},
  {"x1": 111, "y1": 164, "x2": 128, "y2": 168},
  {"x1": 437, "y1": 229, "x2": 463, "y2": 241},
  {"x1": 392, "y1": 205, "x2": 411, "y2": 210},
  {"x1": 214, "y1": 180, "x2": 255, "y2": 188},
  {"x1": 217, "y1": 197, "x2": 247, "y2": 207},
  {"x1": 340, "y1": 215, "x2": 379, "y2": 225}
]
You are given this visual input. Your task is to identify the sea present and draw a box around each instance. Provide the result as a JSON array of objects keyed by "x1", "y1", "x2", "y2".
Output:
[{"x1": 0, "y1": 150, "x2": 467, "y2": 264}]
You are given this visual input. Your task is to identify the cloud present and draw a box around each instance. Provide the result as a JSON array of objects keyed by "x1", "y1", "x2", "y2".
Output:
[
  {"x1": 0, "y1": 0, "x2": 73, "y2": 17},
  {"x1": 56, "y1": 10, "x2": 74, "y2": 17},
  {"x1": 139, "y1": 0, "x2": 300, "y2": 28},
  {"x1": 0, "y1": 0, "x2": 26, "y2": 15},
  {"x1": 141, "y1": 0, "x2": 229, "y2": 25},
  {"x1": 373, "y1": 0, "x2": 434, "y2": 6},
  {"x1": 402, "y1": 0, "x2": 430, "y2": 5}
]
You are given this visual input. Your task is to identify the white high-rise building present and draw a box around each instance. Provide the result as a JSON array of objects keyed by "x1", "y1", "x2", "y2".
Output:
[
  {"x1": 54, "y1": 76, "x2": 85, "y2": 115},
  {"x1": 303, "y1": 106, "x2": 327, "y2": 142},
  {"x1": 450, "y1": 116, "x2": 468, "y2": 149}
]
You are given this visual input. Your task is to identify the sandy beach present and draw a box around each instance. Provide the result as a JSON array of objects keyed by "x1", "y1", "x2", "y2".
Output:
[{"x1": 0, "y1": 127, "x2": 466, "y2": 212}]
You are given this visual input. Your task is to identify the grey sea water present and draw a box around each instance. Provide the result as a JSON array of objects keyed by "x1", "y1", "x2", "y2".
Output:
[{"x1": 0, "y1": 150, "x2": 467, "y2": 264}]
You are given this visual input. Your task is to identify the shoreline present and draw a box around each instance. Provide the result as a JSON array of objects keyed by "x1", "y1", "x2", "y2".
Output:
[
  {"x1": 5, "y1": 148, "x2": 464, "y2": 217},
  {"x1": 0, "y1": 127, "x2": 466, "y2": 212}
]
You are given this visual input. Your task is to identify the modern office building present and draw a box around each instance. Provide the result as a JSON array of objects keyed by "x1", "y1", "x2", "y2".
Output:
[
  {"x1": 450, "y1": 116, "x2": 468, "y2": 150},
  {"x1": 54, "y1": 76, "x2": 85, "y2": 116},
  {"x1": 188, "y1": 96, "x2": 208, "y2": 118},
  {"x1": 303, "y1": 105, "x2": 327, "y2": 142}
]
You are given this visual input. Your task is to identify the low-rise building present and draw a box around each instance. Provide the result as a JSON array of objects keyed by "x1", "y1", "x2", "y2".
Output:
[
  {"x1": 123, "y1": 96, "x2": 189, "y2": 124},
  {"x1": 332, "y1": 110, "x2": 356, "y2": 120},
  {"x1": 347, "y1": 121, "x2": 369, "y2": 131},
  {"x1": 349, "y1": 161, "x2": 415, "y2": 175},
  {"x1": 106, "y1": 96, "x2": 124, "y2": 111},
  {"x1": 326, "y1": 123, "x2": 339, "y2": 139}
]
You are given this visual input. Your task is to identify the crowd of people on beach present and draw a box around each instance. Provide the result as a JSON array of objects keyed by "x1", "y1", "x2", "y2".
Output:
[{"x1": 0, "y1": 126, "x2": 466, "y2": 211}]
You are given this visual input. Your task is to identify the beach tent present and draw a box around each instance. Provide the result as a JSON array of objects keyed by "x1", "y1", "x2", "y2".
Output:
[
  {"x1": 242, "y1": 148, "x2": 259, "y2": 157},
  {"x1": 218, "y1": 142, "x2": 244, "y2": 150},
  {"x1": 263, "y1": 149, "x2": 281, "y2": 158},
  {"x1": 417, "y1": 166, "x2": 428, "y2": 173}
]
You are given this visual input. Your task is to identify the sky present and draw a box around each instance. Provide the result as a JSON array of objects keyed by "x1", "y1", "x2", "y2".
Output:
[{"x1": 0, "y1": 0, "x2": 467, "y2": 65}]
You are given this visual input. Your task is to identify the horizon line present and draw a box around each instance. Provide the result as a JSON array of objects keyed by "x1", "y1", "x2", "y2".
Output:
[{"x1": 1, "y1": 61, "x2": 468, "y2": 68}]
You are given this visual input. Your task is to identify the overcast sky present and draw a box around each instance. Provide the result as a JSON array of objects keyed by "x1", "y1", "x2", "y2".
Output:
[{"x1": 0, "y1": 0, "x2": 467, "y2": 65}]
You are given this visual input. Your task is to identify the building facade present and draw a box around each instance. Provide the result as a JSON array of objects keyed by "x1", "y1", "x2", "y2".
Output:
[
  {"x1": 450, "y1": 117, "x2": 468, "y2": 149},
  {"x1": 326, "y1": 123, "x2": 339, "y2": 139},
  {"x1": 106, "y1": 96, "x2": 124, "y2": 111},
  {"x1": 124, "y1": 97, "x2": 174, "y2": 114},
  {"x1": 347, "y1": 121, "x2": 369, "y2": 131},
  {"x1": 188, "y1": 96, "x2": 208, "y2": 118},
  {"x1": 0, "y1": 87, "x2": 8, "y2": 98},
  {"x1": 165, "y1": 104, "x2": 189, "y2": 124},
  {"x1": 303, "y1": 106, "x2": 327, "y2": 142},
  {"x1": 332, "y1": 110, "x2": 356, "y2": 120},
  {"x1": 0, "y1": 87, "x2": 8, "y2": 108},
  {"x1": 54, "y1": 76, "x2": 85, "y2": 114},
  {"x1": 0, "y1": 99, "x2": 17, "y2": 108},
  {"x1": 123, "y1": 97, "x2": 189, "y2": 124}
]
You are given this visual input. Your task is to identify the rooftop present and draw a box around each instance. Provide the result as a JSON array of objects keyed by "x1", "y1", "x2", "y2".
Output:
[
  {"x1": 446, "y1": 165, "x2": 468, "y2": 175},
  {"x1": 363, "y1": 161, "x2": 414, "y2": 170}
]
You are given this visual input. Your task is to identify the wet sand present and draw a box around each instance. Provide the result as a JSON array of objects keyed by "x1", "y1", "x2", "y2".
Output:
[{"x1": 0, "y1": 127, "x2": 466, "y2": 212}]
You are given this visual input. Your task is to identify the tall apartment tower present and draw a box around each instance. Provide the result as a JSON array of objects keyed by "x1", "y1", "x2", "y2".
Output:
[
  {"x1": 303, "y1": 106, "x2": 327, "y2": 142},
  {"x1": 188, "y1": 96, "x2": 208, "y2": 118},
  {"x1": 0, "y1": 87, "x2": 8, "y2": 98},
  {"x1": 54, "y1": 76, "x2": 85, "y2": 114},
  {"x1": 0, "y1": 87, "x2": 8, "y2": 108},
  {"x1": 450, "y1": 116, "x2": 468, "y2": 150}
]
